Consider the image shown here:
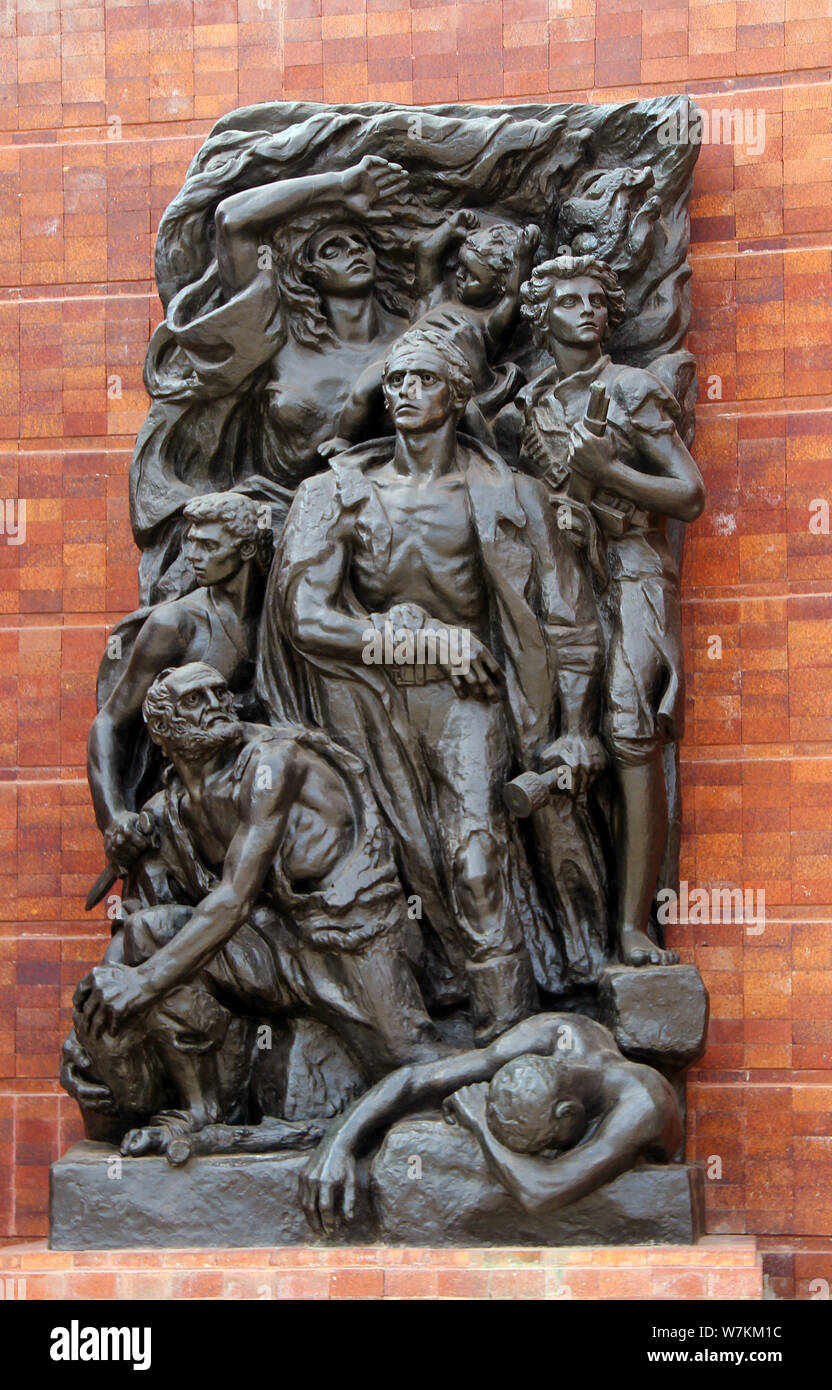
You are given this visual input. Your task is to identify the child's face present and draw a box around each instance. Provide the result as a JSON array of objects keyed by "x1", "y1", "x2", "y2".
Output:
[{"x1": 455, "y1": 243, "x2": 500, "y2": 306}]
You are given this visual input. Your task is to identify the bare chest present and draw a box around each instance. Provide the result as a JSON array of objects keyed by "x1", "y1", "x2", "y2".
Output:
[
  {"x1": 351, "y1": 475, "x2": 485, "y2": 622},
  {"x1": 181, "y1": 779, "x2": 239, "y2": 870}
]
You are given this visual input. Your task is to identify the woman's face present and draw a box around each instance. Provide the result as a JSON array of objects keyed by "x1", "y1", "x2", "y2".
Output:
[{"x1": 304, "y1": 224, "x2": 377, "y2": 297}]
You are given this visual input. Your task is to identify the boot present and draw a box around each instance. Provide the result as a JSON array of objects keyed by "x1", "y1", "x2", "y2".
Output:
[{"x1": 466, "y1": 950, "x2": 539, "y2": 1046}]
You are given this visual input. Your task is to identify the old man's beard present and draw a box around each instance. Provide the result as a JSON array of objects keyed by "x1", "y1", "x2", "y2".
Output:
[{"x1": 161, "y1": 714, "x2": 242, "y2": 762}]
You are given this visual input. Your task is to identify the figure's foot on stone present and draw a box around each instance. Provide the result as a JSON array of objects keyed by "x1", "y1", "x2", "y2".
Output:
[
  {"x1": 120, "y1": 1109, "x2": 205, "y2": 1166},
  {"x1": 619, "y1": 928, "x2": 679, "y2": 968}
]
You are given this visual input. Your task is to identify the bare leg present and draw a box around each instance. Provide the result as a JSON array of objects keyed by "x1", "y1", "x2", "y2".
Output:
[
  {"x1": 119, "y1": 984, "x2": 228, "y2": 1160},
  {"x1": 118, "y1": 907, "x2": 244, "y2": 1158},
  {"x1": 616, "y1": 754, "x2": 678, "y2": 967}
]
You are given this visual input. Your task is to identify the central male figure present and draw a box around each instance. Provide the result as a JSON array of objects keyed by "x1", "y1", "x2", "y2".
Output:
[{"x1": 260, "y1": 328, "x2": 608, "y2": 1042}]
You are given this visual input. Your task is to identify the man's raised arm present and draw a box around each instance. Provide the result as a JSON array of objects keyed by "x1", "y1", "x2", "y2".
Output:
[{"x1": 88, "y1": 608, "x2": 191, "y2": 851}]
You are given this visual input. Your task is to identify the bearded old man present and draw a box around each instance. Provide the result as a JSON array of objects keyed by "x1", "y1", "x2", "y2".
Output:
[{"x1": 68, "y1": 663, "x2": 443, "y2": 1161}]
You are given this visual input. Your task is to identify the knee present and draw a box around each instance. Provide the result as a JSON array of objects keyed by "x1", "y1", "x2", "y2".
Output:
[
  {"x1": 123, "y1": 905, "x2": 192, "y2": 966},
  {"x1": 452, "y1": 830, "x2": 505, "y2": 923}
]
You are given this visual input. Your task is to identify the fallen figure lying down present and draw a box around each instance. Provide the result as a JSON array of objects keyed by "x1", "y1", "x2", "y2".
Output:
[{"x1": 296, "y1": 1011, "x2": 682, "y2": 1236}]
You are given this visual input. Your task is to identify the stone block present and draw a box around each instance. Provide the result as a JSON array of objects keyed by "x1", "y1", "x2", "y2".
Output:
[
  {"x1": 599, "y1": 964, "x2": 709, "y2": 1069},
  {"x1": 370, "y1": 1119, "x2": 706, "y2": 1246},
  {"x1": 50, "y1": 1141, "x2": 373, "y2": 1250},
  {"x1": 50, "y1": 1133, "x2": 705, "y2": 1250}
]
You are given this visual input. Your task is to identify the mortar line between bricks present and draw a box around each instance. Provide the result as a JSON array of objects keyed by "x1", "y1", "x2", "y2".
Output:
[
  {"x1": 681, "y1": 591, "x2": 832, "y2": 605},
  {"x1": 695, "y1": 401, "x2": 832, "y2": 418},
  {"x1": 8, "y1": 1094, "x2": 16, "y2": 1233},
  {"x1": 0, "y1": 444, "x2": 134, "y2": 454},
  {"x1": 4, "y1": 235, "x2": 832, "y2": 304},
  {"x1": 586, "y1": 69, "x2": 832, "y2": 102},
  {"x1": 0, "y1": 288, "x2": 156, "y2": 303},
  {"x1": 19, "y1": 736, "x2": 832, "y2": 777},
  {"x1": 10, "y1": 752, "x2": 832, "y2": 782},
  {"x1": 2, "y1": 64, "x2": 832, "y2": 154},
  {"x1": 690, "y1": 242, "x2": 832, "y2": 262},
  {"x1": 7, "y1": 394, "x2": 832, "y2": 453},
  {"x1": 29, "y1": 920, "x2": 831, "y2": 930}
]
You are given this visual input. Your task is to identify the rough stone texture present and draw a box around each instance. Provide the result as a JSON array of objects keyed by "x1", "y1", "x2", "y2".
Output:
[
  {"x1": 50, "y1": 1136, "x2": 703, "y2": 1251},
  {"x1": 251, "y1": 1019, "x2": 365, "y2": 1123},
  {"x1": 50, "y1": 1141, "x2": 373, "y2": 1251},
  {"x1": 370, "y1": 1119, "x2": 705, "y2": 1247},
  {"x1": 599, "y1": 965, "x2": 710, "y2": 1070}
]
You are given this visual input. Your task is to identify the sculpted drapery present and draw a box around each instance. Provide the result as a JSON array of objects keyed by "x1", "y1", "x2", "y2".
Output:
[{"x1": 54, "y1": 97, "x2": 710, "y2": 1249}]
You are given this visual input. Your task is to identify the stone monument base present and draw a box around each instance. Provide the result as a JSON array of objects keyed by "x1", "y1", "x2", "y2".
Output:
[{"x1": 50, "y1": 1138, "x2": 704, "y2": 1251}]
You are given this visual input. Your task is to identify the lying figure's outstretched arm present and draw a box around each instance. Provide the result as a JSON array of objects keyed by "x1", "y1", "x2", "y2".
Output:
[{"x1": 299, "y1": 1016, "x2": 565, "y2": 1234}]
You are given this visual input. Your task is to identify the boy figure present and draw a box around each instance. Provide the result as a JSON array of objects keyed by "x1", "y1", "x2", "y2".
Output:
[
  {"x1": 88, "y1": 491, "x2": 270, "y2": 874},
  {"x1": 336, "y1": 212, "x2": 540, "y2": 442},
  {"x1": 498, "y1": 252, "x2": 705, "y2": 969},
  {"x1": 413, "y1": 211, "x2": 540, "y2": 395}
]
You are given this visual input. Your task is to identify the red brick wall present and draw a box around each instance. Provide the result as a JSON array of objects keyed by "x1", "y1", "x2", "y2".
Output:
[{"x1": 1, "y1": 2, "x2": 830, "y2": 1280}]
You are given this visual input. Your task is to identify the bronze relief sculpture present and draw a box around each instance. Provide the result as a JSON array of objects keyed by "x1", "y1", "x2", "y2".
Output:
[{"x1": 53, "y1": 96, "x2": 709, "y2": 1249}]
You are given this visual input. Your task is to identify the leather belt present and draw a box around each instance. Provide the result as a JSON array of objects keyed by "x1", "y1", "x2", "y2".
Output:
[
  {"x1": 592, "y1": 497, "x2": 651, "y2": 535},
  {"x1": 389, "y1": 664, "x2": 448, "y2": 687}
]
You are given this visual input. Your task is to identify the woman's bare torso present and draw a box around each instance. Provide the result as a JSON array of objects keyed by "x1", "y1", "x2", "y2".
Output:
[{"x1": 263, "y1": 307, "x2": 408, "y2": 483}]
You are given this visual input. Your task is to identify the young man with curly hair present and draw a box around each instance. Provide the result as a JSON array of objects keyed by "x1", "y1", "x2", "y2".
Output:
[
  {"x1": 498, "y1": 252, "x2": 705, "y2": 969},
  {"x1": 88, "y1": 490, "x2": 271, "y2": 874}
]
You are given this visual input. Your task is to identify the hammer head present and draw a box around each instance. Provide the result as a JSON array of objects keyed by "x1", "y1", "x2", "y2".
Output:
[
  {"x1": 166, "y1": 1136, "x2": 193, "y2": 1167},
  {"x1": 503, "y1": 770, "x2": 551, "y2": 819}
]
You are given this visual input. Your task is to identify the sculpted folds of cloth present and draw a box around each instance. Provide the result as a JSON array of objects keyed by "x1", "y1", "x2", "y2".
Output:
[{"x1": 56, "y1": 97, "x2": 710, "y2": 1248}]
